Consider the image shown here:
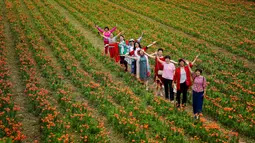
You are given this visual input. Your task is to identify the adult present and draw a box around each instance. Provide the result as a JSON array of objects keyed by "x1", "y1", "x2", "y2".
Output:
[
  {"x1": 95, "y1": 24, "x2": 117, "y2": 55},
  {"x1": 173, "y1": 55, "x2": 199, "y2": 107},
  {"x1": 124, "y1": 49, "x2": 150, "y2": 90},
  {"x1": 102, "y1": 31, "x2": 123, "y2": 58},
  {"x1": 145, "y1": 49, "x2": 177, "y2": 96},
  {"x1": 190, "y1": 67, "x2": 207, "y2": 119},
  {"x1": 157, "y1": 55, "x2": 176, "y2": 102},
  {"x1": 125, "y1": 33, "x2": 144, "y2": 66},
  {"x1": 129, "y1": 41, "x2": 156, "y2": 77},
  {"x1": 126, "y1": 32, "x2": 144, "y2": 45},
  {"x1": 125, "y1": 39, "x2": 135, "y2": 66},
  {"x1": 118, "y1": 35, "x2": 129, "y2": 71}
]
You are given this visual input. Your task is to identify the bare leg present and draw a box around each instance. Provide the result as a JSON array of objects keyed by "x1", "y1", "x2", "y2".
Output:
[
  {"x1": 136, "y1": 59, "x2": 140, "y2": 79},
  {"x1": 145, "y1": 80, "x2": 149, "y2": 91}
]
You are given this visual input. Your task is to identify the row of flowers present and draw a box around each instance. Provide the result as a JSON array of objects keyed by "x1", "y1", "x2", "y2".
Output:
[
  {"x1": 36, "y1": 0, "x2": 240, "y2": 142},
  {"x1": 58, "y1": 0, "x2": 253, "y2": 96},
  {"x1": 15, "y1": 0, "x2": 112, "y2": 142},
  {"x1": 0, "y1": 7, "x2": 25, "y2": 142},
  {"x1": 30, "y1": 0, "x2": 190, "y2": 141},
  {"x1": 109, "y1": 0, "x2": 255, "y2": 61},
  {"x1": 26, "y1": 0, "x2": 152, "y2": 141},
  {"x1": 54, "y1": 0, "x2": 254, "y2": 138},
  {"x1": 5, "y1": 0, "x2": 70, "y2": 142}
]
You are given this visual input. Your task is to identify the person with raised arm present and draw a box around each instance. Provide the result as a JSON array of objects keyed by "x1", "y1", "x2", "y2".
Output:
[
  {"x1": 103, "y1": 31, "x2": 123, "y2": 59},
  {"x1": 173, "y1": 55, "x2": 199, "y2": 108},
  {"x1": 125, "y1": 32, "x2": 144, "y2": 45},
  {"x1": 125, "y1": 39, "x2": 135, "y2": 67},
  {"x1": 95, "y1": 24, "x2": 117, "y2": 55},
  {"x1": 100, "y1": 31, "x2": 123, "y2": 44},
  {"x1": 118, "y1": 35, "x2": 129, "y2": 71},
  {"x1": 129, "y1": 41, "x2": 157, "y2": 76},
  {"x1": 157, "y1": 55, "x2": 176, "y2": 102},
  {"x1": 186, "y1": 55, "x2": 206, "y2": 119},
  {"x1": 144, "y1": 49, "x2": 177, "y2": 96},
  {"x1": 124, "y1": 49, "x2": 150, "y2": 90}
]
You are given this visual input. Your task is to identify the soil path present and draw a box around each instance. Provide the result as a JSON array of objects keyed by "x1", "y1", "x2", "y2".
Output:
[{"x1": 3, "y1": 3, "x2": 41, "y2": 142}]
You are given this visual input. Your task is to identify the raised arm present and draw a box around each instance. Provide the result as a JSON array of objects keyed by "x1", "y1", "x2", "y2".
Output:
[
  {"x1": 157, "y1": 56, "x2": 165, "y2": 65},
  {"x1": 95, "y1": 25, "x2": 104, "y2": 33},
  {"x1": 192, "y1": 54, "x2": 200, "y2": 65},
  {"x1": 137, "y1": 32, "x2": 144, "y2": 43},
  {"x1": 100, "y1": 34, "x2": 108, "y2": 39},
  {"x1": 170, "y1": 60, "x2": 178, "y2": 65},
  {"x1": 144, "y1": 51, "x2": 156, "y2": 59},
  {"x1": 109, "y1": 26, "x2": 117, "y2": 33},
  {"x1": 151, "y1": 52, "x2": 157, "y2": 56},
  {"x1": 124, "y1": 55, "x2": 138, "y2": 60},
  {"x1": 146, "y1": 41, "x2": 157, "y2": 48},
  {"x1": 185, "y1": 60, "x2": 193, "y2": 73},
  {"x1": 115, "y1": 31, "x2": 123, "y2": 38}
]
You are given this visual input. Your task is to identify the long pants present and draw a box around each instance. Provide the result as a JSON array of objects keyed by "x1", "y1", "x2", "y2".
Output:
[
  {"x1": 120, "y1": 56, "x2": 128, "y2": 71},
  {"x1": 163, "y1": 78, "x2": 174, "y2": 100},
  {"x1": 176, "y1": 82, "x2": 188, "y2": 105},
  {"x1": 104, "y1": 41, "x2": 109, "y2": 54},
  {"x1": 192, "y1": 90, "x2": 204, "y2": 114},
  {"x1": 131, "y1": 60, "x2": 136, "y2": 74}
]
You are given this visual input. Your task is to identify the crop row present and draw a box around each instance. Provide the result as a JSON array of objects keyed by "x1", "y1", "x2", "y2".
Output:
[{"x1": 53, "y1": 0, "x2": 254, "y2": 138}]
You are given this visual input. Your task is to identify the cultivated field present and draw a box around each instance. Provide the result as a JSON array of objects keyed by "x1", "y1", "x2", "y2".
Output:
[{"x1": 0, "y1": 0, "x2": 254, "y2": 142}]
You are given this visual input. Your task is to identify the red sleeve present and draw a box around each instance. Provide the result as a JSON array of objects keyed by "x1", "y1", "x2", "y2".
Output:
[
  {"x1": 173, "y1": 70, "x2": 177, "y2": 82},
  {"x1": 189, "y1": 63, "x2": 193, "y2": 68},
  {"x1": 142, "y1": 47, "x2": 147, "y2": 51},
  {"x1": 129, "y1": 51, "x2": 134, "y2": 56}
]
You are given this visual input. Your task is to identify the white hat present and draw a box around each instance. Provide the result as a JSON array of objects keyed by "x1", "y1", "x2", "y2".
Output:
[{"x1": 129, "y1": 39, "x2": 135, "y2": 42}]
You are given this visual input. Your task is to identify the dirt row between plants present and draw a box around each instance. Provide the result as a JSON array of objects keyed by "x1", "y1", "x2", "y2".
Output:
[{"x1": 48, "y1": 0, "x2": 254, "y2": 143}]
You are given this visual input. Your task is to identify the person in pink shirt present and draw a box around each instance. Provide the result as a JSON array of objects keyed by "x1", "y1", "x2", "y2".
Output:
[
  {"x1": 157, "y1": 55, "x2": 176, "y2": 102},
  {"x1": 190, "y1": 67, "x2": 207, "y2": 119},
  {"x1": 95, "y1": 24, "x2": 117, "y2": 55}
]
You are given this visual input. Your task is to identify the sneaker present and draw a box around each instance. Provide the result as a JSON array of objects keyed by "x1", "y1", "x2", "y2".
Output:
[{"x1": 170, "y1": 100, "x2": 174, "y2": 104}]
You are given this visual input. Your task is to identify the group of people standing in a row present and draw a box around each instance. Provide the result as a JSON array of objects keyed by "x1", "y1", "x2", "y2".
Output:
[{"x1": 95, "y1": 25, "x2": 207, "y2": 119}]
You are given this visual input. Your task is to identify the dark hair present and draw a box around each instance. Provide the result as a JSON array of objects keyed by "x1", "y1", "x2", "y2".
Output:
[
  {"x1": 120, "y1": 35, "x2": 125, "y2": 40},
  {"x1": 104, "y1": 27, "x2": 109, "y2": 30},
  {"x1": 158, "y1": 48, "x2": 164, "y2": 52},
  {"x1": 178, "y1": 58, "x2": 185, "y2": 63},
  {"x1": 134, "y1": 42, "x2": 142, "y2": 51},
  {"x1": 195, "y1": 69, "x2": 202, "y2": 74},
  {"x1": 164, "y1": 55, "x2": 171, "y2": 60}
]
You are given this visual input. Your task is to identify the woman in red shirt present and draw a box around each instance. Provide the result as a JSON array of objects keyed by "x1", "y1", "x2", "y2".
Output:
[{"x1": 173, "y1": 55, "x2": 199, "y2": 107}]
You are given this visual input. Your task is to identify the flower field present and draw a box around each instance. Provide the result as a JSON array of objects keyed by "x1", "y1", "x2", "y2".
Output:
[{"x1": 0, "y1": 0, "x2": 254, "y2": 142}]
